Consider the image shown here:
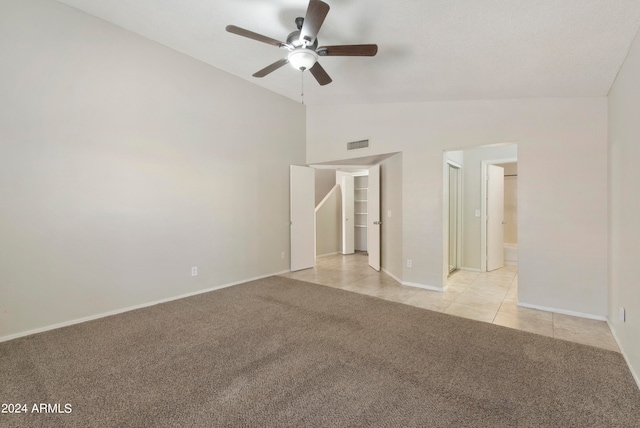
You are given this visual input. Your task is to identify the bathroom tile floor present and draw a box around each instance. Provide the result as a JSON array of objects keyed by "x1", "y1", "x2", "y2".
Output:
[{"x1": 279, "y1": 253, "x2": 620, "y2": 353}]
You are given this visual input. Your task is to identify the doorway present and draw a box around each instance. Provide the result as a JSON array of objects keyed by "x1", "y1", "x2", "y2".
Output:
[
  {"x1": 292, "y1": 153, "x2": 399, "y2": 274},
  {"x1": 481, "y1": 158, "x2": 517, "y2": 272},
  {"x1": 337, "y1": 166, "x2": 381, "y2": 271},
  {"x1": 442, "y1": 144, "x2": 517, "y2": 283}
]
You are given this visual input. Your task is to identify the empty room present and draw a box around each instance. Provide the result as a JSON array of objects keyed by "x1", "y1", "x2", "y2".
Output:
[{"x1": 1, "y1": 0, "x2": 640, "y2": 426}]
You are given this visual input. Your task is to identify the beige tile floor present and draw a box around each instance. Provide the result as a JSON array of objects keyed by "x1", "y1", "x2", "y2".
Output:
[{"x1": 279, "y1": 253, "x2": 619, "y2": 353}]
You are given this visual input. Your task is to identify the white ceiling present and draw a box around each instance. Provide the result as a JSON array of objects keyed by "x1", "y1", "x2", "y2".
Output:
[{"x1": 56, "y1": 0, "x2": 640, "y2": 105}]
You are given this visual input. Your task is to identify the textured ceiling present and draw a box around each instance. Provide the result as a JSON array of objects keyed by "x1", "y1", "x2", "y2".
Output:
[{"x1": 55, "y1": 0, "x2": 640, "y2": 105}]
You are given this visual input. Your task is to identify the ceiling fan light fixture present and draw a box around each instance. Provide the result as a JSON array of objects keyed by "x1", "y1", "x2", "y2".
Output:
[{"x1": 287, "y1": 48, "x2": 318, "y2": 71}]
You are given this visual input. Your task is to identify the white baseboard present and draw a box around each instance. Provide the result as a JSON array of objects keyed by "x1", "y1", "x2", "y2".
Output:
[
  {"x1": 0, "y1": 270, "x2": 290, "y2": 344},
  {"x1": 517, "y1": 301, "x2": 607, "y2": 321},
  {"x1": 504, "y1": 261, "x2": 518, "y2": 267},
  {"x1": 606, "y1": 319, "x2": 640, "y2": 390},
  {"x1": 460, "y1": 266, "x2": 482, "y2": 272},
  {"x1": 381, "y1": 268, "x2": 402, "y2": 285},
  {"x1": 403, "y1": 281, "x2": 444, "y2": 292},
  {"x1": 316, "y1": 251, "x2": 341, "y2": 258}
]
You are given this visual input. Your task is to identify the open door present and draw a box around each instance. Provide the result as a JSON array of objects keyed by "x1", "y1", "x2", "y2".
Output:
[
  {"x1": 341, "y1": 174, "x2": 355, "y2": 254},
  {"x1": 448, "y1": 164, "x2": 461, "y2": 273},
  {"x1": 290, "y1": 165, "x2": 315, "y2": 271},
  {"x1": 367, "y1": 164, "x2": 381, "y2": 271},
  {"x1": 486, "y1": 164, "x2": 504, "y2": 271}
]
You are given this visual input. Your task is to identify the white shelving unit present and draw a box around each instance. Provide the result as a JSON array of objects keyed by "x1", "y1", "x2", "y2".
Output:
[{"x1": 354, "y1": 176, "x2": 368, "y2": 251}]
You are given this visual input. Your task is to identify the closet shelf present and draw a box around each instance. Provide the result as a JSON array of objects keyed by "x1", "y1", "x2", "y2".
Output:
[
  {"x1": 355, "y1": 212, "x2": 368, "y2": 215},
  {"x1": 355, "y1": 225, "x2": 367, "y2": 228},
  {"x1": 355, "y1": 199, "x2": 368, "y2": 202}
]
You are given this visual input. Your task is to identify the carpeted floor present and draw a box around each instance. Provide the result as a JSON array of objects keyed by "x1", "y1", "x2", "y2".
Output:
[{"x1": 1, "y1": 276, "x2": 639, "y2": 427}]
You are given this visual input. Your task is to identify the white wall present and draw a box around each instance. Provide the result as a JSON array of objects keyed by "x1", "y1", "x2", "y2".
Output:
[
  {"x1": 0, "y1": 0, "x2": 305, "y2": 339},
  {"x1": 461, "y1": 145, "x2": 517, "y2": 270},
  {"x1": 446, "y1": 150, "x2": 464, "y2": 165},
  {"x1": 608, "y1": 25, "x2": 640, "y2": 383},
  {"x1": 307, "y1": 98, "x2": 608, "y2": 317}
]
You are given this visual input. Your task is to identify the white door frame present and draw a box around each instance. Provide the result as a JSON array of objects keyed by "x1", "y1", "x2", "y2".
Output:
[
  {"x1": 480, "y1": 157, "x2": 517, "y2": 272},
  {"x1": 446, "y1": 160, "x2": 463, "y2": 274},
  {"x1": 367, "y1": 165, "x2": 381, "y2": 271}
]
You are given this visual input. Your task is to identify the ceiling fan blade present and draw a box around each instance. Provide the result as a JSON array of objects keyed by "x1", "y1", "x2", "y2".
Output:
[
  {"x1": 226, "y1": 25, "x2": 284, "y2": 47},
  {"x1": 252, "y1": 58, "x2": 289, "y2": 78},
  {"x1": 309, "y1": 62, "x2": 332, "y2": 86},
  {"x1": 299, "y1": 0, "x2": 330, "y2": 45},
  {"x1": 317, "y1": 44, "x2": 378, "y2": 57}
]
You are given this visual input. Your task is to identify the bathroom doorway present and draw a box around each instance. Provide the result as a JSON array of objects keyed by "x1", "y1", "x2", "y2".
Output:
[{"x1": 442, "y1": 144, "x2": 517, "y2": 280}]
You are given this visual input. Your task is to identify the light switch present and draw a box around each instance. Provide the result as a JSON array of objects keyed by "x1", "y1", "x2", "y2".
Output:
[
  {"x1": 387, "y1": 210, "x2": 392, "y2": 218},
  {"x1": 475, "y1": 209, "x2": 481, "y2": 217}
]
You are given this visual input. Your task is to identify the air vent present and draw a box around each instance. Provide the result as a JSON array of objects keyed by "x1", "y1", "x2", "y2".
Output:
[{"x1": 347, "y1": 139, "x2": 369, "y2": 150}]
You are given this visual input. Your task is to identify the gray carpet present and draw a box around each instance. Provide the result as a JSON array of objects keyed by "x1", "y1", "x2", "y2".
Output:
[{"x1": 1, "y1": 276, "x2": 639, "y2": 427}]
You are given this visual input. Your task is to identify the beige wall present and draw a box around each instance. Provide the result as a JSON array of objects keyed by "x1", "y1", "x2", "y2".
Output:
[
  {"x1": 315, "y1": 169, "x2": 336, "y2": 207},
  {"x1": 502, "y1": 162, "x2": 518, "y2": 245},
  {"x1": 0, "y1": 0, "x2": 305, "y2": 339},
  {"x1": 307, "y1": 98, "x2": 608, "y2": 317},
  {"x1": 608, "y1": 24, "x2": 640, "y2": 384},
  {"x1": 315, "y1": 185, "x2": 341, "y2": 257}
]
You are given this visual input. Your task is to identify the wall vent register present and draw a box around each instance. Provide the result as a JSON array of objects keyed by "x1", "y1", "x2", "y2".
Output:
[{"x1": 347, "y1": 139, "x2": 369, "y2": 150}]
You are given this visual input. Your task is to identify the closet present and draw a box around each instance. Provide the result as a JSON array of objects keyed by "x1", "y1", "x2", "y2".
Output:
[{"x1": 354, "y1": 175, "x2": 368, "y2": 252}]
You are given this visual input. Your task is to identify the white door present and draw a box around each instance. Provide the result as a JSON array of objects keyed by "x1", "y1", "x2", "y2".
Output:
[
  {"x1": 486, "y1": 165, "x2": 504, "y2": 271},
  {"x1": 341, "y1": 174, "x2": 355, "y2": 254},
  {"x1": 367, "y1": 164, "x2": 381, "y2": 271},
  {"x1": 290, "y1": 165, "x2": 315, "y2": 271},
  {"x1": 448, "y1": 164, "x2": 461, "y2": 273}
]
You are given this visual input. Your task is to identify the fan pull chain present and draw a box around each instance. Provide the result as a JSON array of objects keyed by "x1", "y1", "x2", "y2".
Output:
[{"x1": 300, "y1": 70, "x2": 305, "y2": 105}]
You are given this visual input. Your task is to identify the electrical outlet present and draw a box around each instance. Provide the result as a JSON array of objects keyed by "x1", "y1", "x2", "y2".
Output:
[
  {"x1": 191, "y1": 266, "x2": 198, "y2": 277},
  {"x1": 387, "y1": 210, "x2": 392, "y2": 218},
  {"x1": 407, "y1": 260, "x2": 412, "y2": 268},
  {"x1": 281, "y1": 251, "x2": 285, "y2": 259}
]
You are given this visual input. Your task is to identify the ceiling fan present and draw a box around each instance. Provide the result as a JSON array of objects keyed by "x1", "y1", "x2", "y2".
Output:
[{"x1": 226, "y1": 0, "x2": 378, "y2": 86}]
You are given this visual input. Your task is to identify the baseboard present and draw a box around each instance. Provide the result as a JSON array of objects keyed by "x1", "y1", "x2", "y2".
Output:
[
  {"x1": 606, "y1": 319, "x2": 640, "y2": 390},
  {"x1": 460, "y1": 266, "x2": 482, "y2": 272},
  {"x1": 381, "y1": 268, "x2": 402, "y2": 285},
  {"x1": 517, "y1": 301, "x2": 607, "y2": 321},
  {"x1": 0, "y1": 270, "x2": 290, "y2": 344},
  {"x1": 504, "y1": 261, "x2": 518, "y2": 267},
  {"x1": 316, "y1": 251, "x2": 341, "y2": 258},
  {"x1": 403, "y1": 281, "x2": 444, "y2": 292}
]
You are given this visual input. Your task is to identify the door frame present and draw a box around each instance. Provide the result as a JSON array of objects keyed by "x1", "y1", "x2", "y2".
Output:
[
  {"x1": 446, "y1": 160, "x2": 463, "y2": 274},
  {"x1": 480, "y1": 157, "x2": 517, "y2": 272},
  {"x1": 366, "y1": 165, "x2": 381, "y2": 271}
]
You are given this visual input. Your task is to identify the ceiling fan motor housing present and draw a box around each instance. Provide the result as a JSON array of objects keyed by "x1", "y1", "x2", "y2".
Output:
[{"x1": 286, "y1": 28, "x2": 318, "y2": 50}]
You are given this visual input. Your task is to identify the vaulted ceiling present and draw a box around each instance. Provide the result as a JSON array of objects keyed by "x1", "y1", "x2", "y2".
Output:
[{"x1": 56, "y1": 0, "x2": 640, "y2": 105}]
